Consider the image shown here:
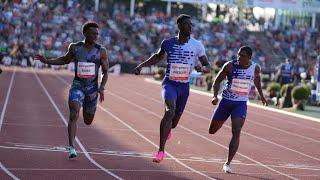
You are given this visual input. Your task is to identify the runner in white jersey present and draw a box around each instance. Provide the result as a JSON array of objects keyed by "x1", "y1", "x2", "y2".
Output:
[
  {"x1": 133, "y1": 14, "x2": 211, "y2": 163},
  {"x1": 209, "y1": 46, "x2": 268, "y2": 173}
]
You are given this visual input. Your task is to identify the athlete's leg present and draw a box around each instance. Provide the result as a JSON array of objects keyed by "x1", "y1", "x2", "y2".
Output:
[
  {"x1": 208, "y1": 120, "x2": 225, "y2": 134},
  {"x1": 83, "y1": 112, "x2": 95, "y2": 125},
  {"x1": 68, "y1": 101, "x2": 81, "y2": 148},
  {"x1": 171, "y1": 113, "x2": 181, "y2": 129},
  {"x1": 172, "y1": 86, "x2": 189, "y2": 129},
  {"x1": 154, "y1": 82, "x2": 177, "y2": 163},
  {"x1": 159, "y1": 99, "x2": 176, "y2": 152},
  {"x1": 209, "y1": 98, "x2": 231, "y2": 134},
  {"x1": 83, "y1": 101, "x2": 97, "y2": 125},
  {"x1": 68, "y1": 83, "x2": 85, "y2": 148},
  {"x1": 226, "y1": 118, "x2": 245, "y2": 165},
  {"x1": 83, "y1": 86, "x2": 98, "y2": 125},
  {"x1": 225, "y1": 101, "x2": 247, "y2": 166}
]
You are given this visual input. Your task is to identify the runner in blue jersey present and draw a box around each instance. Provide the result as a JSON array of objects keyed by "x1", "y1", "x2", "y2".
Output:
[
  {"x1": 133, "y1": 14, "x2": 211, "y2": 163},
  {"x1": 34, "y1": 21, "x2": 109, "y2": 158},
  {"x1": 275, "y1": 58, "x2": 295, "y2": 105},
  {"x1": 209, "y1": 46, "x2": 268, "y2": 173},
  {"x1": 277, "y1": 58, "x2": 295, "y2": 86}
]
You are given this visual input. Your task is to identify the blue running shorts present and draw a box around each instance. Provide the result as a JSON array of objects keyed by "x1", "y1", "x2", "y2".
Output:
[
  {"x1": 68, "y1": 80, "x2": 98, "y2": 114},
  {"x1": 161, "y1": 77, "x2": 189, "y2": 115},
  {"x1": 212, "y1": 98, "x2": 247, "y2": 121}
]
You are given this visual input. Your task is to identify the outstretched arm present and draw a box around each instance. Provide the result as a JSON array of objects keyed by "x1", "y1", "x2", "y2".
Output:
[
  {"x1": 254, "y1": 65, "x2": 268, "y2": 106},
  {"x1": 133, "y1": 48, "x2": 166, "y2": 75},
  {"x1": 211, "y1": 61, "x2": 231, "y2": 105},
  {"x1": 33, "y1": 43, "x2": 75, "y2": 65},
  {"x1": 98, "y1": 47, "x2": 109, "y2": 102}
]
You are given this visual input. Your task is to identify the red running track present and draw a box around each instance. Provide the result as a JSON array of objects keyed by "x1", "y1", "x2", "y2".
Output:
[{"x1": 0, "y1": 67, "x2": 319, "y2": 180}]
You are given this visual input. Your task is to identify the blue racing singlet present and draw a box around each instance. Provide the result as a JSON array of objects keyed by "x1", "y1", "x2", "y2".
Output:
[
  {"x1": 222, "y1": 60, "x2": 256, "y2": 101},
  {"x1": 74, "y1": 41, "x2": 101, "y2": 86},
  {"x1": 279, "y1": 63, "x2": 294, "y2": 84}
]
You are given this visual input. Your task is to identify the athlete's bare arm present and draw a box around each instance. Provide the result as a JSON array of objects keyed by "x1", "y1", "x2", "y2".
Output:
[
  {"x1": 254, "y1": 65, "x2": 268, "y2": 106},
  {"x1": 133, "y1": 48, "x2": 166, "y2": 75},
  {"x1": 195, "y1": 56, "x2": 211, "y2": 73},
  {"x1": 98, "y1": 47, "x2": 109, "y2": 102},
  {"x1": 33, "y1": 43, "x2": 75, "y2": 65},
  {"x1": 211, "y1": 61, "x2": 232, "y2": 105}
]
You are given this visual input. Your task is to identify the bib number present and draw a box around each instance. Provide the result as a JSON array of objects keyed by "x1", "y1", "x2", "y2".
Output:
[
  {"x1": 169, "y1": 63, "x2": 190, "y2": 81},
  {"x1": 77, "y1": 62, "x2": 95, "y2": 78},
  {"x1": 230, "y1": 78, "x2": 251, "y2": 96}
]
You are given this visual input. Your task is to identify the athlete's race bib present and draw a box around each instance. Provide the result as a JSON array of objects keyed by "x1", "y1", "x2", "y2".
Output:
[
  {"x1": 77, "y1": 62, "x2": 95, "y2": 78},
  {"x1": 169, "y1": 63, "x2": 190, "y2": 81},
  {"x1": 230, "y1": 78, "x2": 251, "y2": 96}
]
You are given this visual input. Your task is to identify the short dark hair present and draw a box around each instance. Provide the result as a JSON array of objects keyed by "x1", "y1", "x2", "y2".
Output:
[
  {"x1": 176, "y1": 14, "x2": 191, "y2": 25},
  {"x1": 82, "y1": 21, "x2": 99, "y2": 34},
  {"x1": 239, "y1": 46, "x2": 252, "y2": 57}
]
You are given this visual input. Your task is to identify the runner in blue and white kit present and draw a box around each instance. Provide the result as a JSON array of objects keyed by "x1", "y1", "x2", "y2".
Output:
[
  {"x1": 209, "y1": 46, "x2": 268, "y2": 173},
  {"x1": 133, "y1": 14, "x2": 211, "y2": 163},
  {"x1": 34, "y1": 21, "x2": 109, "y2": 158}
]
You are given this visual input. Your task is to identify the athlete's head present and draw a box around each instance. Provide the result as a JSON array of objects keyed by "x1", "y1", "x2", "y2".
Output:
[
  {"x1": 285, "y1": 58, "x2": 290, "y2": 63},
  {"x1": 237, "y1": 46, "x2": 252, "y2": 63},
  {"x1": 82, "y1": 21, "x2": 99, "y2": 44},
  {"x1": 177, "y1": 14, "x2": 192, "y2": 36}
]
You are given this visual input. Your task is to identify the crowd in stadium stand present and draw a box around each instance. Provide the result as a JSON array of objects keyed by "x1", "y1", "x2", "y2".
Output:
[{"x1": 0, "y1": 1, "x2": 319, "y2": 81}]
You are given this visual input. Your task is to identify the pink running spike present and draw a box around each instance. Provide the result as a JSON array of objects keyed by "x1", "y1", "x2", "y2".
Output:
[
  {"x1": 153, "y1": 151, "x2": 165, "y2": 163},
  {"x1": 167, "y1": 132, "x2": 172, "y2": 140}
]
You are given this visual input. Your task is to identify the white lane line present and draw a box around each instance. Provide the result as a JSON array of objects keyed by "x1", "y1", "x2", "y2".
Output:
[
  {"x1": 120, "y1": 87, "x2": 320, "y2": 162},
  {"x1": 6, "y1": 168, "x2": 211, "y2": 173},
  {"x1": 0, "y1": 68, "x2": 16, "y2": 130},
  {"x1": 105, "y1": 91, "x2": 298, "y2": 180},
  {"x1": 0, "y1": 168, "x2": 288, "y2": 175},
  {"x1": 6, "y1": 167, "x2": 320, "y2": 178},
  {"x1": 33, "y1": 70, "x2": 123, "y2": 180},
  {"x1": 55, "y1": 73, "x2": 216, "y2": 180},
  {"x1": 0, "y1": 68, "x2": 19, "y2": 180},
  {"x1": 145, "y1": 78, "x2": 320, "y2": 123},
  {"x1": 245, "y1": 120, "x2": 320, "y2": 144},
  {"x1": 0, "y1": 162, "x2": 19, "y2": 180},
  {"x1": 1, "y1": 145, "x2": 319, "y2": 171}
]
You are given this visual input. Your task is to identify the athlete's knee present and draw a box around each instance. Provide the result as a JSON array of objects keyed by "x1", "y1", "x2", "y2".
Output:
[
  {"x1": 209, "y1": 120, "x2": 222, "y2": 134},
  {"x1": 69, "y1": 101, "x2": 81, "y2": 121},
  {"x1": 164, "y1": 108, "x2": 175, "y2": 120},
  {"x1": 171, "y1": 114, "x2": 181, "y2": 129},
  {"x1": 69, "y1": 109, "x2": 79, "y2": 122},
  {"x1": 232, "y1": 127, "x2": 242, "y2": 137},
  {"x1": 83, "y1": 113, "x2": 94, "y2": 125},
  {"x1": 209, "y1": 127, "x2": 218, "y2": 134},
  {"x1": 84, "y1": 118, "x2": 94, "y2": 125}
]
